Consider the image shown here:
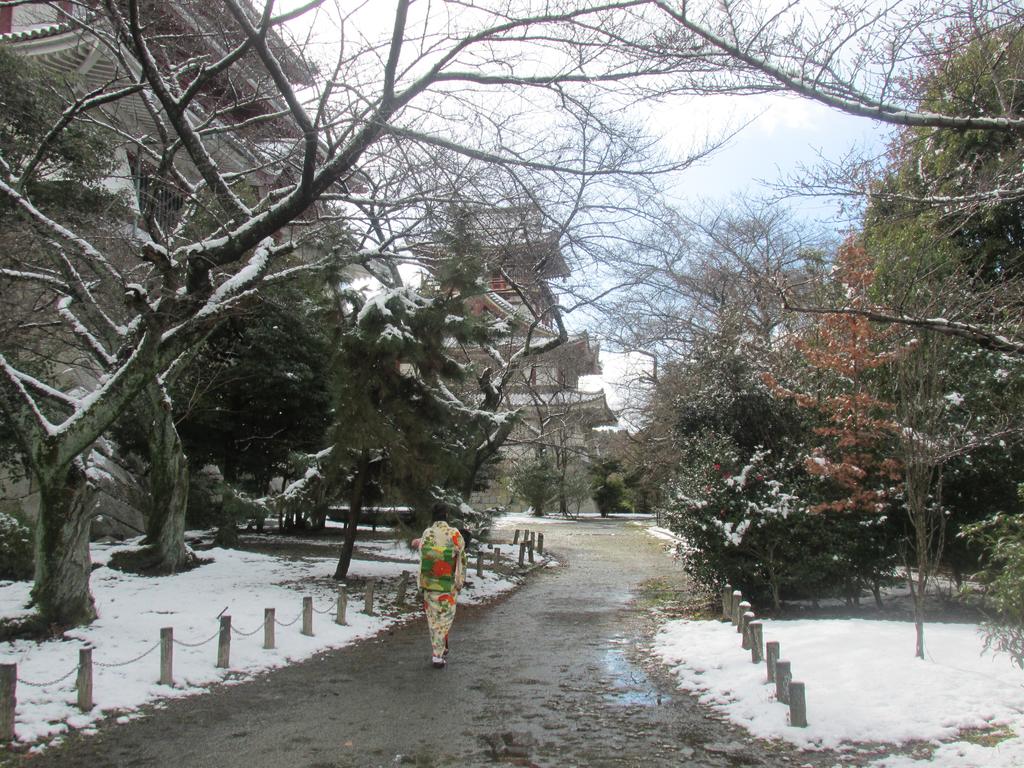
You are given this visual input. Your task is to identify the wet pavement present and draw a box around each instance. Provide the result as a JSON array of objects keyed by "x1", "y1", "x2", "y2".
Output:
[{"x1": 12, "y1": 518, "x2": 842, "y2": 768}]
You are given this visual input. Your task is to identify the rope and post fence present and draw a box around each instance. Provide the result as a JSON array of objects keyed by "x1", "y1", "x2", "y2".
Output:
[
  {"x1": 0, "y1": 580, "x2": 413, "y2": 745},
  {"x1": 1, "y1": 536, "x2": 528, "y2": 745},
  {"x1": 721, "y1": 585, "x2": 809, "y2": 729}
]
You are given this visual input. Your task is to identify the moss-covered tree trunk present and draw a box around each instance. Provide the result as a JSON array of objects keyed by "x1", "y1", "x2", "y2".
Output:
[
  {"x1": 142, "y1": 381, "x2": 190, "y2": 573},
  {"x1": 31, "y1": 457, "x2": 97, "y2": 628}
]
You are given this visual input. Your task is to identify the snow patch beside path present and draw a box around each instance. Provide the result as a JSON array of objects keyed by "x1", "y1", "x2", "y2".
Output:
[{"x1": 652, "y1": 617, "x2": 1024, "y2": 765}]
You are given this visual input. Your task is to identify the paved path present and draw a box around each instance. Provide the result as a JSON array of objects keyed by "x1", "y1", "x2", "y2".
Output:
[{"x1": 16, "y1": 519, "x2": 831, "y2": 768}]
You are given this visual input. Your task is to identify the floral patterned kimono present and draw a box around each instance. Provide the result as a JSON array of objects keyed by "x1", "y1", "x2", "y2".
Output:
[{"x1": 418, "y1": 521, "x2": 467, "y2": 661}]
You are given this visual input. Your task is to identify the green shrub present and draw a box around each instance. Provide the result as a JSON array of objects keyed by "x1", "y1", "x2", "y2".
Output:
[
  {"x1": 965, "y1": 488, "x2": 1024, "y2": 668},
  {"x1": 664, "y1": 439, "x2": 899, "y2": 610},
  {"x1": 0, "y1": 510, "x2": 33, "y2": 581}
]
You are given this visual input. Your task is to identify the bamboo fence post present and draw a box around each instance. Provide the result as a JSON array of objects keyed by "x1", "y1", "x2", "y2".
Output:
[
  {"x1": 537, "y1": 533, "x2": 544, "y2": 554},
  {"x1": 731, "y1": 590, "x2": 743, "y2": 625},
  {"x1": 217, "y1": 616, "x2": 231, "y2": 668},
  {"x1": 721, "y1": 584, "x2": 732, "y2": 620},
  {"x1": 159, "y1": 628, "x2": 174, "y2": 685},
  {"x1": 789, "y1": 682, "x2": 808, "y2": 727},
  {"x1": 527, "y1": 539, "x2": 535, "y2": 564},
  {"x1": 76, "y1": 648, "x2": 93, "y2": 712},
  {"x1": 736, "y1": 601, "x2": 751, "y2": 633},
  {"x1": 766, "y1": 641, "x2": 780, "y2": 682},
  {"x1": 0, "y1": 664, "x2": 15, "y2": 743},
  {"x1": 476, "y1": 552, "x2": 484, "y2": 578},
  {"x1": 301, "y1": 596, "x2": 314, "y2": 636},
  {"x1": 492, "y1": 547, "x2": 501, "y2": 569},
  {"x1": 264, "y1": 608, "x2": 276, "y2": 649},
  {"x1": 775, "y1": 660, "x2": 792, "y2": 704},
  {"x1": 364, "y1": 579, "x2": 376, "y2": 615},
  {"x1": 518, "y1": 541, "x2": 527, "y2": 567},
  {"x1": 513, "y1": 529, "x2": 521, "y2": 544},
  {"x1": 335, "y1": 591, "x2": 347, "y2": 626},
  {"x1": 749, "y1": 621, "x2": 764, "y2": 664}
]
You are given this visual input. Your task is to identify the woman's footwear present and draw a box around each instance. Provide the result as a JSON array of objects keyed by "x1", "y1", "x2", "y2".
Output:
[{"x1": 431, "y1": 656, "x2": 446, "y2": 669}]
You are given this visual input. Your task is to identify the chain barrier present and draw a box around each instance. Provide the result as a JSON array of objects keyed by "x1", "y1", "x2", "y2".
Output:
[
  {"x1": 230, "y1": 621, "x2": 265, "y2": 638},
  {"x1": 171, "y1": 629, "x2": 221, "y2": 648},
  {"x1": 17, "y1": 666, "x2": 78, "y2": 688},
  {"x1": 8, "y1": 586, "x2": 407, "y2": 700},
  {"x1": 94, "y1": 641, "x2": 162, "y2": 668}
]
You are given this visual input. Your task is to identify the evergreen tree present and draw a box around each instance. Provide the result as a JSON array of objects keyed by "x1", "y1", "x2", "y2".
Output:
[
  {"x1": 508, "y1": 455, "x2": 560, "y2": 517},
  {"x1": 170, "y1": 278, "x2": 334, "y2": 497},
  {"x1": 327, "y1": 270, "x2": 506, "y2": 578}
]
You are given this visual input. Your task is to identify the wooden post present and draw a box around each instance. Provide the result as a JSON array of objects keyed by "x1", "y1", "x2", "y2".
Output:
[
  {"x1": 766, "y1": 641, "x2": 780, "y2": 682},
  {"x1": 789, "y1": 681, "x2": 808, "y2": 727},
  {"x1": 735, "y1": 598, "x2": 749, "y2": 629},
  {"x1": 398, "y1": 571, "x2": 413, "y2": 605},
  {"x1": 741, "y1": 611, "x2": 754, "y2": 649},
  {"x1": 0, "y1": 663, "x2": 15, "y2": 743},
  {"x1": 301, "y1": 596, "x2": 313, "y2": 637},
  {"x1": 529, "y1": 530, "x2": 536, "y2": 547},
  {"x1": 775, "y1": 660, "x2": 792, "y2": 704},
  {"x1": 527, "y1": 539, "x2": 535, "y2": 564},
  {"x1": 335, "y1": 591, "x2": 347, "y2": 626},
  {"x1": 493, "y1": 547, "x2": 501, "y2": 569},
  {"x1": 721, "y1": 583, "x2": 732, "y2": 619},
  {"x1": 513, "y1": 529, "x2": 521, "y2": 544},
  {"x1": 76, "y1": 648, "x2": 94, "y2": 712},
  {"x1": 731, "y1": 590, "x2": 742, "y2": 625},
  {"x1": 264, "y1": 608, "x2": 276, "y2": 649},
  {"x1": 217, "y1": 616, "x2": 231, "y2": 668},
  {"x1": 159, "y1": 628, "x2": 174, "y2": 685},
  {"x1": 518, "y1": 541, "x2": 526, "y2": 567},
  {"x1": 537, "y1": 533, "x2": 544, "y2": 554},
  {"x1": 749, "y1": 621, "x2": 764, "y2": 664},
  {"x1": 364, "y1": 579, "x2": 376, "y2": 615},
  {"x1": 476, "y1": 552, "x2": 484, "y2": 578}
]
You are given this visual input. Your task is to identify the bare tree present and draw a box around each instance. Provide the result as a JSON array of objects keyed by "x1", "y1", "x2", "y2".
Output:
[
  {"x1": 643, "y1": 0, "x2": 1024, "y2": 353},
  {"x1": 595, "y1": 201, "x2": 829, "y2": 374},
  {"x1": 1, "y1": 0, "x2": 727, "y2": 627},
  {"x1": 894, "y1": 335, "x2": 949, "y2": 659}
]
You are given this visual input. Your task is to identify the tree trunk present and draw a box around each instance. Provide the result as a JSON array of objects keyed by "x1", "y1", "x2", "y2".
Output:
[
  {"x1": 334, "y1": 450, "x2": 368, "y2": 580},
  {"x1": 31, "y1": 458, "x2": 97, "y2": 628},
  {"x1": 871, "y1": 580, "x2": 884, "y2": 609},
  {"x1": 907, "y1": 567, "x2": 927, "y2": 659},
  {"x1": 770, "y1": 580, "x2": 782, "y2": 612},
  {"x1": 142, "y1": 382, "x2": 190, "y2": 573}
]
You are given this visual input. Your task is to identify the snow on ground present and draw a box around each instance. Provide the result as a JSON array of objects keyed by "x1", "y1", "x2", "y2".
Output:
[
  {"x1": 641, "y1": 525, "x2": 1024, "y2": 766},
  {"x1": 0, "y1": 532, "x2": 525, "y2": 748},
  {"x1": 643, "y1": 524, "x2": 686, "y2": 548}
]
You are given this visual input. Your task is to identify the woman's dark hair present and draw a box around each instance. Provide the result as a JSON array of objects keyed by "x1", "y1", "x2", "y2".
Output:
[{"x1": 430, "y1": 504, "x2": 449, "y2": 523}]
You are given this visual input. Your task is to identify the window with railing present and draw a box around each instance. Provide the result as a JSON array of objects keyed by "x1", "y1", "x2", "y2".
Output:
[{"x1": 130, "y1": 156, "x2": 185, "y2": 237}]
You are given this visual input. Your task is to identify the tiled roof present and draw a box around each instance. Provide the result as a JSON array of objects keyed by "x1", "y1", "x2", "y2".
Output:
[{"x1": 0, "y1": 23, "x2": 69, "y2": 43}]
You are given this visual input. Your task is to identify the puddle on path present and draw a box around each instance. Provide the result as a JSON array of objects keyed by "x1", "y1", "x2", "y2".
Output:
[{"x1": 601, "y1": 640, "x2": 668, "y2": 707}]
